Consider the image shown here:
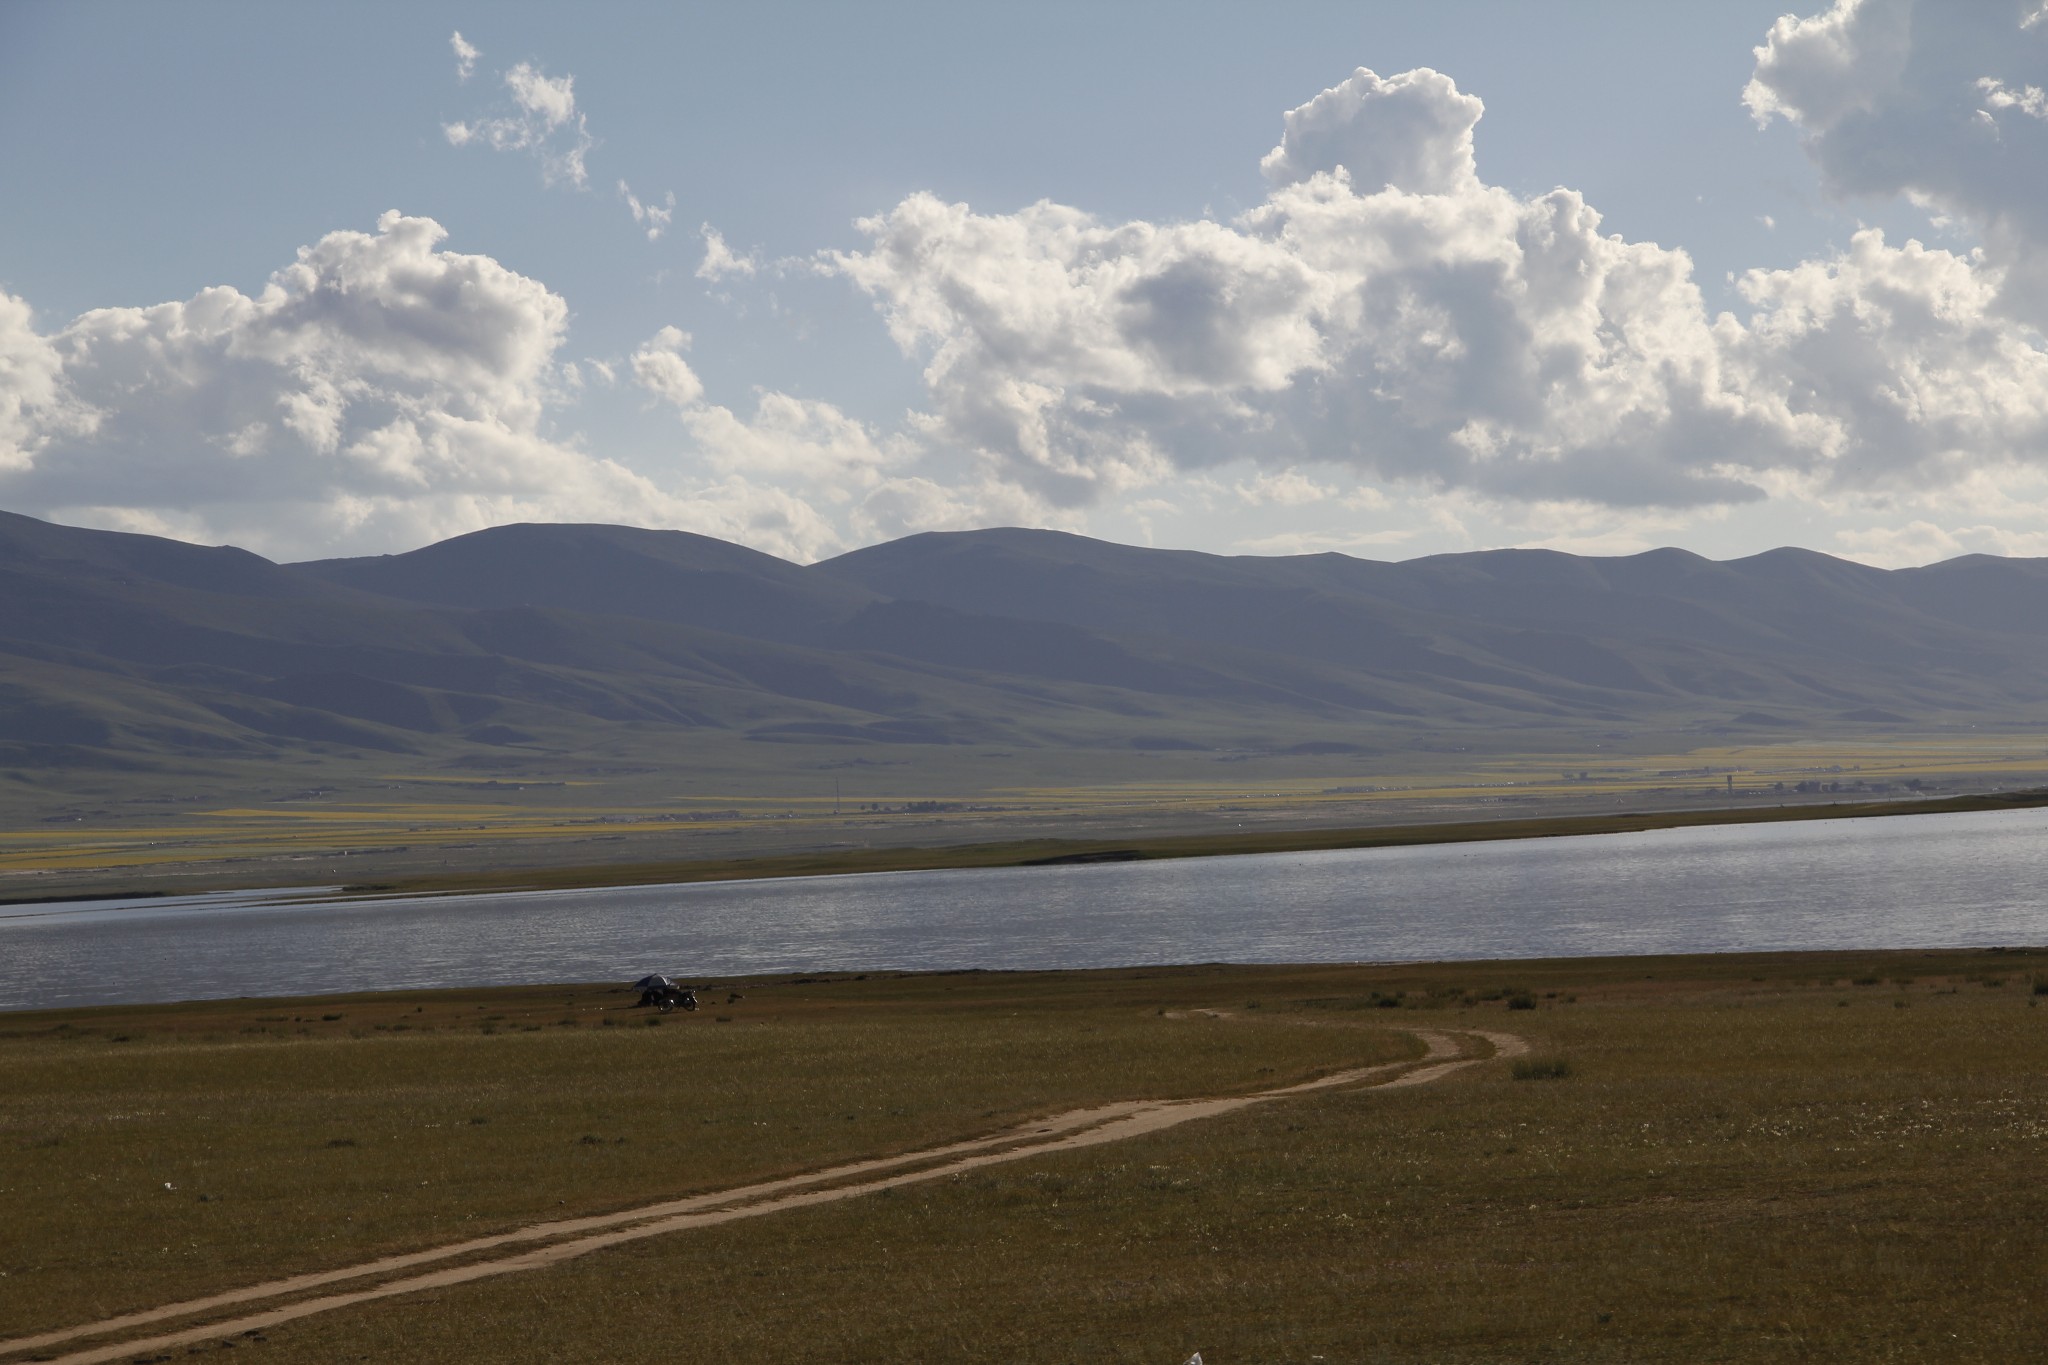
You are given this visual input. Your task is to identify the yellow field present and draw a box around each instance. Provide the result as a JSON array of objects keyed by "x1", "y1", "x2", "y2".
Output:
[{"x1": 6, "y1": 732, "x2": 2047, "y2": 880}]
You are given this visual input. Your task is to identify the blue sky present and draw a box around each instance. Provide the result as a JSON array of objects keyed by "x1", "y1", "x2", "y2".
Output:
[{"x1": 3, "y1": 1, "x2": 2045, "y2": 567}]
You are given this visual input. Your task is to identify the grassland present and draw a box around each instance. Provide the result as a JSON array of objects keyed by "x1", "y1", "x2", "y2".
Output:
[
  {"x1": 8, "y1": 728, "x2": 2048, "y2": 903},
  {"x1": 6, "y1": 951, "x2": 2047, "y2": 1362}
]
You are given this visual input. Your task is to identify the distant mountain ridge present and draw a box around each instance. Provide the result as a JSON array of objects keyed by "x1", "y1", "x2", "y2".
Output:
[
  {"x1": 4, "y1": 509, "x2": 2047, "y2": 770},
  {"x1": 299, "y1": 523, "x2": 880, "y2": 645}
]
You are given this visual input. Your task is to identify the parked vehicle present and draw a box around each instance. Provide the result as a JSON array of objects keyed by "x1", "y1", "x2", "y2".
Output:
[{"x1": 631, "y1": 974, "x2": 698, "y2": 1012}]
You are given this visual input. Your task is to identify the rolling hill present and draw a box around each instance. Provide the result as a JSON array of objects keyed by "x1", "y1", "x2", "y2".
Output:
[{"x1": 4, "y1": 510, "x2": 2048, "y2": 782}]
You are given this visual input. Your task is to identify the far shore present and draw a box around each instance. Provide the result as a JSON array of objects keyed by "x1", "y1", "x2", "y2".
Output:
[
  {"x1": 313, "y1": 786, "x2": 2048, "y2": 902},
  {"x1": 6, "y1": 786, "x2": 2044, "y2": 911}
]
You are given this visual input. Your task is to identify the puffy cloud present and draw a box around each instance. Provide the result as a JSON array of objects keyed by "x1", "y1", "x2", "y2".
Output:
[
  {"x1": 445, "y1": 60, "x2": 593, "y2": 189},
  {"x1": 678, "y1": 390, "x2": 901, "y2": 480},
  {"x1": 826, "y1": 49, "x2": 2048, "y2": 525},
  {"x1": 1735, "y1": 229, "x2": 2048, "y2": 489},
  {"x1": 654, "y1": 474, "x2": 846, "y2": 563},
  {"x1": 1260, "y1": 66, "x2": 1482, "y2": 195},
  {"x1": 0, "y1": 213, "x2": 733, "y2": 558},
  {"x1": 504, "y1": 62, "x2": 575, "y2": 128},
  {"x1": 619, "y1": 181, "x2": 675, "y2": 241},
  {"x1": 1746, "y1": 0, "x2": 2048, "y2": 315},
  {"x1": 0, "y1": 214, "x2": 1066, "y2": 565},
  {"x1": 1730, "y1": 0, "x2": 2048, "y2": 504},
  {"x1": 630, "y1": 326, "x2": 705, "y2": 408},
  {"x1": 624, "y1": 317, "x2": 1054, "y2": 555},
  {"x1": 450, "y1": 30, "x2": 478, "y2": 83},
  {"x1": 831, "y1": 112, "x2": 1785, "y2": 510},
  {"x1": 830, "y1": 193, "x2": 1318, "y2": 505},
  {"x1": 0, "y1": 292, "x2": 84, "y2": 471},
  {"x1": 25, "y1": 25, "x2": 2048, "y2": 570},
  {"x1": 1741, "y1": 0, "x2": 1917, "y2": 137}
]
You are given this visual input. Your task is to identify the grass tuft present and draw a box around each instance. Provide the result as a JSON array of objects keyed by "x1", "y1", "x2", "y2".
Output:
[{"x1": 1510, "y1": 1056, "x2": 1572, "y2": 1081}]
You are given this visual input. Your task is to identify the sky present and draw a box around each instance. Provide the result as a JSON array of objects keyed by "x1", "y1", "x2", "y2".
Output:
[{"x1": 3, "y1": 0, "x2": 2048, "y2": 568}]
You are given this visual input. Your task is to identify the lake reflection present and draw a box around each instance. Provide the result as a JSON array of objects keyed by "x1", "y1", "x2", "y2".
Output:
[{"x1": 5, "y1": 806, "x2": 2047, "y2": 1009}]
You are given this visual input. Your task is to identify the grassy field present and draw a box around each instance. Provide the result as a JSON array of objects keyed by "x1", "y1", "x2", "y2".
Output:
[
  {"x1": 7, "y1": 730, "x2": 2048, "y2": 906},
  {"x1": 5, "y1": 951, "x2": 2048, "y2": 1362},
  {"x1": 7, "y1": 728, "x2": 2048, "y2": 903}
]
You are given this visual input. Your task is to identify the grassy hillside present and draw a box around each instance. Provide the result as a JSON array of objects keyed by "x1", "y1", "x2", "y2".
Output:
[
  {"x1": 9, "y1": 510, "x2": 2048, "y2": 894},
  {"x1": 14, "y1": 514, "x2": 2048, "y2": 792}
]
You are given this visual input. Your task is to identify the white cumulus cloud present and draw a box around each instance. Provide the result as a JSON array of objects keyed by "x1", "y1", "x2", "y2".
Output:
[
  {"x1": 1260, "y1": 66, "x2": 1482, "y2": 195},
  {"x1": 504, "y1": 62, "x2": 576, "y2": 128},
  {"x1": 1735, "y1": 229, "x2": 2048, "y2": 490},
  {"x1": 678, "y1": 390, "x2": 901, "y2": 481},
  {"x1": 830, "y1": 69, "x2": 1783, "y2": 512},
  {"x1": 629, "y1": 326, "x2": 705, "y2": 408},
  {"x1": 22, "y1": 15, "x2": 2048, "y2": 571},
  {"x1": 825, "y1": 46, "x2": 2048, "y2": 530},
  {"x1": 0, "y1": 213, "x2": 722, "y2": 558},
  {"x1": 1746, "y1": 0, "x2": 2048, "y2": 316},
  {"x1": 0, "y1": 292, "x2": 86, "y2": 472},
  {"x1": 625, "y1": 321, "x2": 1040, "y2": 556},
  {"x1": 450, "y1": 30, "x2": 478, "y2": 82}
]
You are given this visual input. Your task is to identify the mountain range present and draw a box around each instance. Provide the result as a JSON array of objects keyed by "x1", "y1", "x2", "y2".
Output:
[{"x1": 4, "y1": 508, "x2": 2047, "y2": 776}]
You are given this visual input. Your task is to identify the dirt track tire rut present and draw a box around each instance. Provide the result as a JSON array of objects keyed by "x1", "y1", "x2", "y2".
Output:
[{"x1": 4, "y1": 1026, "x2": 1524, "y2": 1365}]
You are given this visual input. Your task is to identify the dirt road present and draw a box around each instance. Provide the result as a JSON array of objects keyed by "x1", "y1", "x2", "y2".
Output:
[{"x1": 3, "y1": 1025, "x2": 1525, "y2": 1365}]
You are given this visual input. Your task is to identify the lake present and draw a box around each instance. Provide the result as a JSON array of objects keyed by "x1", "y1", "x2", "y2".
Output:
[{"x1": 4, "y1": 806, "x2": 2047, "y2": 1010}]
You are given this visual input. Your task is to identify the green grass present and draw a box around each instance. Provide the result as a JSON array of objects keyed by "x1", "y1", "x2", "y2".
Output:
[
  {"x1": 9, "y1": 722, "x2": 2048, "y2": 905},
  {"x1": 1511, "y1": 1055, "x2": 1573, "y2": 1079},
  {"x1": 6, "y1": 950, "x2": 2048, "y2": 1361},
  {"x1": 0, "y1": 970, "x2": 1405, "y2": 1342}
]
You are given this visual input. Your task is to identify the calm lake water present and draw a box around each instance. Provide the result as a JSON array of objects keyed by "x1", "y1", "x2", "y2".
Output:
[{"x1": 5, "y1": 806, "x2": 2047, "y2": 1010}]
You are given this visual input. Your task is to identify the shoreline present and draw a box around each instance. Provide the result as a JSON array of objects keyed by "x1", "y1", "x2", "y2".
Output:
[
  {"x1": 316, "y1": 785, "x2": 2048, "y2": 902},
  {"x1": 5, "y1": 943, "x2": 2045, "y2": 1023},
  {"x1": 5, "y1": 787, "x2": 2045, "y2": 911}
]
